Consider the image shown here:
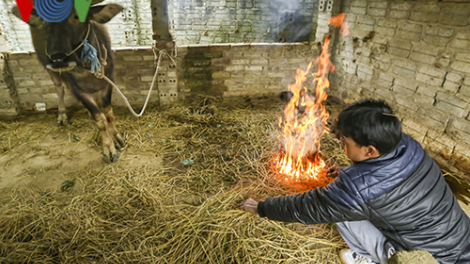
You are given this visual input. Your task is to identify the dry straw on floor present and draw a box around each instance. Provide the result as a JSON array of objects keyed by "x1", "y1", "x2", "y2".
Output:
[{"x1": 0, "y1": 96, "x2": 349, "y2": 263}]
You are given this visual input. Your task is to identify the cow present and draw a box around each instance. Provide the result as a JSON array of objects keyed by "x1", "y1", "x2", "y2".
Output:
[{"x1": 12, "y1": 2, "x2": 125, "y2": 163}]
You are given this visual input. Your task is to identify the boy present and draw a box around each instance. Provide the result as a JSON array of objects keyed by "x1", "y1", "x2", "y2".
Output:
[{"x1": 240, "y1": 99, "x2": 470, "y2": 264}]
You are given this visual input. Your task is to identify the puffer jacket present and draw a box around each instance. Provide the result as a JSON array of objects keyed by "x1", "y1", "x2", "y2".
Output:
[{"x1": 258, "y1": 133, "x2": 470, "y2": 264}]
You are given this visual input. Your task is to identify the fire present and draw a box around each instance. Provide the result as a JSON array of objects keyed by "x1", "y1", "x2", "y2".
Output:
[{"x1": 276, "y1": 14, "x2": 348, "y2": 189}]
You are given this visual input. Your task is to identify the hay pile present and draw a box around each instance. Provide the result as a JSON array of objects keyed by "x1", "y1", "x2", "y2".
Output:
[{"x1": 0, "y1": 96, "x2": 348, "y2": 263}]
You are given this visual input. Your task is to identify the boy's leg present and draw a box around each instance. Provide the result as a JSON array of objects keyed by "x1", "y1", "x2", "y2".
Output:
[{"x1": 336, "y1": 221, "x2": 395, "y2": 264}]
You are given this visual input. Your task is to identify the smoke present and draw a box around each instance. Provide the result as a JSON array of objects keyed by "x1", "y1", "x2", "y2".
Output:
[{"x1": 268, "y1": 0, "x2": 315, "y2": 42}]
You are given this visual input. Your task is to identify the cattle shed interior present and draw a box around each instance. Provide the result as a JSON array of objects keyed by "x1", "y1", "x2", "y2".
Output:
[
  {"x1": 1, "y1": 0, "x2": 469, "y2": 178},
  {"x1": 0, "y1": 0, "x2": 470, "y2": 262}
]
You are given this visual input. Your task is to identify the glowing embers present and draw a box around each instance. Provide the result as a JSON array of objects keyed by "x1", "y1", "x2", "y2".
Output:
[{"x1": 275, "y1": 14, "x2": 348, "y2": 191}]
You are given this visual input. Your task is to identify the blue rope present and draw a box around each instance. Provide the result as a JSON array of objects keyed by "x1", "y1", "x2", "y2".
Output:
[{"x1": 80, "y1": 40, "x2": 101, "y2": 73}]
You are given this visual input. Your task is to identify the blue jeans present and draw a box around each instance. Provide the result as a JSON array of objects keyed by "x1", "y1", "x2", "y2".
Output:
[{"x1": 336, "y1": 221, "x2": 396, "y2": 264}]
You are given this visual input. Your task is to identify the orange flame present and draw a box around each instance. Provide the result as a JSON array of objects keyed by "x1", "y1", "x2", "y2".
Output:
[{"x1": 276, "y1": 14, "x2": 348, "y2": 189}]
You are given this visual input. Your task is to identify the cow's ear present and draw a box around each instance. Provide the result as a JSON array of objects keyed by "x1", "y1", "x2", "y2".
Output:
[
  {"x1": 11, "y1": 6, "x2": 43, "y2": 27},
  {"x1": 89, "y1": 4, "x2": 123, "y2": 24}
]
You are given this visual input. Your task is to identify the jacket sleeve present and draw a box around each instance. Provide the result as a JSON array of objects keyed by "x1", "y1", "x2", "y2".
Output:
[{"x1": 257, "y1": 172, "x2": 371, "y2": 224}]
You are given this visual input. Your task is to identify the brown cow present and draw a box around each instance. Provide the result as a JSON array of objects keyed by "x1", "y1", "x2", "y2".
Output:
[{"x1": 12, "y1": 3, "x2": 125, "y2": 163}]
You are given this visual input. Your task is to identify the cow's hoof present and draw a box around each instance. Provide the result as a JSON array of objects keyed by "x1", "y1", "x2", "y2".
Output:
[
  {"x1": 114, "y1": 142, "x2": 124, "y2": 151},
  {"x1": 112, "y1": 153, "x2": 119, "y2": 162},
  {"x1": 103, "y1": 155, "x2": 112, "y2": 164},
  {"x1": 57, "y1": 120, "x2": 68, "y2": 126}
]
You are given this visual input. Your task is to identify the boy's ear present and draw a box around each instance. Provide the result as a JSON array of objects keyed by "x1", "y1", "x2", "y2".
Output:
[{"x1": 365, "y1": 145, "x2": 381, "y2": 158}]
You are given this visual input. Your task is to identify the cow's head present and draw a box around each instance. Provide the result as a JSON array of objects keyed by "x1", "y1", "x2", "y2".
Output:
[{"x1": 11, "y1": 3, "x2": 123, "y2": 70}]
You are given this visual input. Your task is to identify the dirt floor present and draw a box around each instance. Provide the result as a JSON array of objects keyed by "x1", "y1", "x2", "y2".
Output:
[{"x1": 0, "y1": 96, "x2": 348, "y2": 263}]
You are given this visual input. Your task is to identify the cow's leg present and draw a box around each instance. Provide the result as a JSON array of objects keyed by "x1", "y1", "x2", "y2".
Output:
[
  {"x1": 47, "y1": 71, "x2": 67, "y2": 125},
  {"x1": 101, "y1": 78, "x2": 125, "y2": 151},
  {"x1": 71, "y1": 87, "x2": 118, "y2": 163}
]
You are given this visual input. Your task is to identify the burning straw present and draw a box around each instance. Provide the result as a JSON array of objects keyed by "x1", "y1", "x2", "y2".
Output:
[
  {"x1": 0, "y1": 98, "x2": 348, "y2": 263},
  {"x1": 276, "y1": 14, "x2": 348, "y2": 191}
]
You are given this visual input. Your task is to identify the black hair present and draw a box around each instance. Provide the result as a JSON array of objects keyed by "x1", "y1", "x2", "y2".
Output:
[{"x1": 335, "y1": 99, "x2": 402, "y2": 155}]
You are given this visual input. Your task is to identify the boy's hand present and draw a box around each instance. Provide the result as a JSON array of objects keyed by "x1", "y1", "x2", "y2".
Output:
[
  {"x1": 240, "y1": 198, "x2": 259, "y2": 216},
  {"x1": 327, "y1": 164, "x2": 343, "y2": 178}
]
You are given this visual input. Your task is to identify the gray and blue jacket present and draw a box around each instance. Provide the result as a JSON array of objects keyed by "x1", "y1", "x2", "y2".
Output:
[{"x1": 258, "y1": 133, "x2": 470, "y2": 264}]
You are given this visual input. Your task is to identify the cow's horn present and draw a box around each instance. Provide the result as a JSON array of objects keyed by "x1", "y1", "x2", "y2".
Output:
[{"x1": 91, "y1": 0, "x2": 106, "y2": 6}]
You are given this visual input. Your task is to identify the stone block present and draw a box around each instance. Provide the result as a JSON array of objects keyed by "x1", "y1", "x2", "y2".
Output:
[
  {"x1": 351, "y1": 7, "x2": 367, "y2": 15},
  {"x1": 367, "y1": 8, "x2": 387, "y2": 17},
  {"x1": 369, "y1": 2, "x2": 388, "y2": 9},
  {"x1": 418, "y1": 65, "x2": 446, "y2": 78},
  {"x1": 395, "y1": 93, "x2": 419, "y2": 111},
  {"x1": 394, "y1": 77, "x2": 419, "y2": 91},
  {"x1": 377, "y1": 79, "x2": 393, "y2": 89},
  {"x1": 416, "y1": 73, "x2": 443, "y2": 87},
  {"x1": 411, "y1": 42, "x2": 439, "y2": 56},
  {"x1": 123, "y1": 56, "x2": 143, "y2": 61},
  {"x1": 416, "y1": 85, "x2": 438, "y2": 97},
  {"x1": 212, "y1": 72, "x2": 231, "y2": 79},
  {"x1": 423, "y1": 35, "x2": 450, "y2": 47},
  {"x1": 393, "y1": 59, "x2": 417, "y2": 71},
  {"x1": 398, "y1": 22, "x2": 423, "y2": 33},
  {"x1": 455, "y1": 53, "x2": 470, "y2": 63},
  {"x1": 449, "y1": 39, "x2": 470, "y2": 50},
  {"x1": 389, "y1": 10, "x2": 411, "y2": 19},
  {"x1": 455, "y1": 143, "x2": 470, "y2": 158},
  {"x1": 389, "y1": 39, "x2": 412, "y2": 50},
  {"x1": 396, "y1": 30, "x2": 421, "y2": 42},
  {"x1": 357, "y1": 16, "x2": 376, "y2": 26},
  {"x1": 451, "y1": 61, "x2": 470, "y2": 74},
  {"x1": 424, "y1": 137, "x2": 454, "y2": 158},
  {"x1": 410, "y1": 12, "x2": 440, "y2": 23},
  {"x1": 456, "y1": 31, "x2": 470, "y2": 40},
  {"x1": 352, "y1": 0, "x2": 367, "y2": 7},
  {"x1": 451, "y1": 119, "x2": 470, "y2": 134},
  {"x1": 393, "y1": 85, "x2": 415, "y2": 96},
  {"x1": 436, "y1": 91, "x2": 469, "y2": 108},
  {"x1": 443, "y1": 80, "x2": 460, "y2": 93},
  {"x1": 424, "y1": 25, "x2": 454, "y2": 37},
  {"x1": 459, "y1": 85, "x2": 470, "y2": 97},
  {"x1": 391, "y1": 2, "x2": 413, "y2": 11},
  {"x1": 380, "y1": 72, "x2": 395, "y2": 82},
  {"x1": 392, "y1": 65, "x2": 415, "y2": 78},
  {"x1": 413, "y1": 92, "x2": 435, "y2": 108},
  {"x1": 440, "y1": 5, "x2": 470, "y2": 26},
  {"x1": 417, "y1": 108, "x2": 450, "y2": 125},
  {"x1": 377, "y1": 20, "x2": 397, "y2": 28},
  {"x1": 435, "y1": 101, "x2": 468, "y2": 118},
  {"x1": 388, "y1": 47, "x2": 410, "y2": 58},
  {"x1": 403, "y1": 125, "x2": 427, "y2": 143},
  {"x1": 446, "y1": 72, "x2": 464, "y2": 83},
  {"x1": 376, "y1": 88, "x2": 394, "y2": 99},
  {"x1": 357, "y1": 71, "x2": 373, "y2": 81},
  {"x1": 410, "y1": 52, "x2": 435, "y2": 64}
]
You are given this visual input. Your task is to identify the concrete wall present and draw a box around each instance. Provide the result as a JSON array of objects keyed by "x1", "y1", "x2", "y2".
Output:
[{"x1": 325, "y1": 0, "x2": 470, "y2": 174}]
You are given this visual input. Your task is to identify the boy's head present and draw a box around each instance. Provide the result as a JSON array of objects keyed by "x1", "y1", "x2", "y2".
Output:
[{"x1": 335, "y1": 99, "x2": 402, "y2": 163}]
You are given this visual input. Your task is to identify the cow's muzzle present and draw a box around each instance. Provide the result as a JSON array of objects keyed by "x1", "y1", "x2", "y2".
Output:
[{"x1": 46, "y1": 61, "x2": 77, "y2": 72}]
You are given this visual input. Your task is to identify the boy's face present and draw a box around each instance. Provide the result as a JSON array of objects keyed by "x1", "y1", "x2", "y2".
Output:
[{"x1": 340, "y1": 136, "x2": 381, "y2": 163}]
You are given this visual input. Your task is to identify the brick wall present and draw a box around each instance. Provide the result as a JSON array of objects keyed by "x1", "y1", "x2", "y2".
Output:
[
  {"x1": 2, "y1": 48, "x2": 172, "y2": 113},
  {"x1": 167, "y1": 0, "x2": 319, "y2": 45},
  {"x1": 1, "y1": 43, "x2": 318, "y2": 115},
  {"x1": 0, "y1": 53, "x2": 19, "y2": 117},
  {"x1": 327, "y1": 0, "x2": 470, "y2": 174},
  {"x1": 177, "y1": 43, "x2": 319, "y2": 99}
]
